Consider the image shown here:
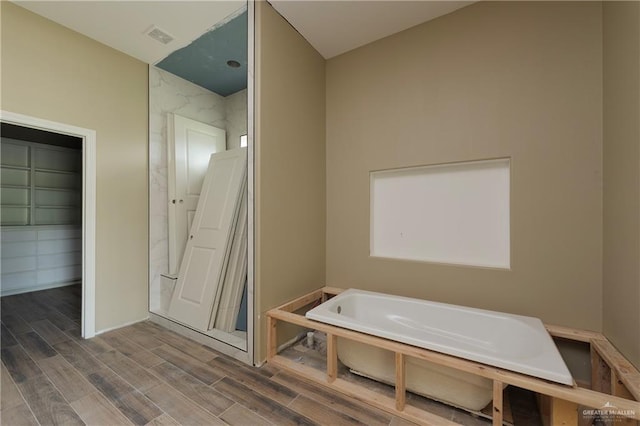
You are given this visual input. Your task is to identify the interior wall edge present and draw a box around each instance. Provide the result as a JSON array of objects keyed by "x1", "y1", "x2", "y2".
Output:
[
  {"x1": 254, "y1": 0, "x2": 327, "y2": 363},
  {"x1": 602, "y1": 0, "x2": 640, "y2": 370}
]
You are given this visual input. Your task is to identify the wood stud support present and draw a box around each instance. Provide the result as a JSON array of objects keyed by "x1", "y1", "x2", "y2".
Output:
[
  {"x1": 395, "y1": 352, "x2": 406, "y2": 411},
  {"x1": 266, "y1": 316, "x2": 277, "y2": 360},
  {"x1": 592, "y1": 338, "x2": 640, "y2": 401},
  {"x1": 550, "y1": 397, "x2": 578, "y2": 425},
  {"x1": 612, "y1": 370, "x2": 635, "y2": 400},
  {"x1": 591, "y1": 345, "x2": 611, "y2": 394},
  {"x1": 327, "y1": 333, "x2": 337, "y2": 383},
  {"x1": 492, "y1": 381, "x2": 503, "y2": 426}
]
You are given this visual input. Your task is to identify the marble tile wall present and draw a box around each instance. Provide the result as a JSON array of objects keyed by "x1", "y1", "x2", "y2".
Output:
[{"x1": 225, "y1": 89, "x2": 248, "y2": 149}]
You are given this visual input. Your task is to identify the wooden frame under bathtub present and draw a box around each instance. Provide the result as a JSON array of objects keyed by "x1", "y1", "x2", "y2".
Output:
[{"x1": 266, "y1": 287, "x2": 640, "y2": 426}]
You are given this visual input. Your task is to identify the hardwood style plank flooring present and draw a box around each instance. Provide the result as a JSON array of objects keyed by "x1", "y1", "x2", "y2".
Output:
[
  {"x1": 36, "y1": 356, "x2": 96, "y2": 403},
  {"x1": 1, "y1": 403, "x2": 39, "y2": 426},
  {"x1": 1, "y1": 285, "x2": 543, "y2": 425},
  {"x1": 1, "y1": 286, "x2": 423, "y2": 425},
  {"x1": 17, "y1": 373, "x2": 85, "y2": 425},
  {"x1": 70, "y1": 392, "x2": 134, "y2": 426},
  {"x1": 219, "y1": 403, "x2": 272, "y2": 426},
  {"x1": 1, "y1": 364, "x2": 24, "y2": 411}
]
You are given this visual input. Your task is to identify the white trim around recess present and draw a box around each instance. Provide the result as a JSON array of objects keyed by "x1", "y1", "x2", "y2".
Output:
[
  {"x1": 370, "y1": 158, "x2": 511, "y2": 269},
  {"x1": 1, "y1": 110, "x2": 97, "y2": 338}
]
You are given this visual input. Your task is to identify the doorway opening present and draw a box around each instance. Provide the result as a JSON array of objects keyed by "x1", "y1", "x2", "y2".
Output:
[{"x1": 0, "y1": 111, "x2": 96, "y2": 338}]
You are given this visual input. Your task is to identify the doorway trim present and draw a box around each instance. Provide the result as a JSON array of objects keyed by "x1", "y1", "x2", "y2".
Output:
[{"x1": 1, "y1": 110, "x2": 97, "y2": 338}]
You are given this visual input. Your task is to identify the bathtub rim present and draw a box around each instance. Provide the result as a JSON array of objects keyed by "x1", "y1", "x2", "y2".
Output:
[{"x1": 305, "y1": 288, "x2": 574, "y2": 386}]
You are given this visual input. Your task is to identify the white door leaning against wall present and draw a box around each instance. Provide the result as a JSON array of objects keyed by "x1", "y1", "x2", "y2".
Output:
[{"x1": 168, "y1": 113, "x2": 226, "y2": 274}]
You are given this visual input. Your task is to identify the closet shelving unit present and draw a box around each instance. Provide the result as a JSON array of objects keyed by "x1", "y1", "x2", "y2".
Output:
[{"x1": 1, "y1": 141, "x2": 81, "y2": 226}]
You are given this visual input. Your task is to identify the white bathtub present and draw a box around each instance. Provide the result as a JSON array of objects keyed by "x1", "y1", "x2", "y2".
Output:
[{"x1": 305, "y1": 289, "x2": 573, "y2": 411}]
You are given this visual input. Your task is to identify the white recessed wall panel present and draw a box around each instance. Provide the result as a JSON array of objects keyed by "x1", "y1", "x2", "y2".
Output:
[{"x1": 371, "y1": 159, "x2": 510, "y2": 269}]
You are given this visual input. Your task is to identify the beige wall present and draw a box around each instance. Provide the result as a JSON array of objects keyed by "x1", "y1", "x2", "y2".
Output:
[
  {"x1": 1, "y1": 3, "x2": 149, "y2": 331},
  {"x1": 603, "y1": 1, "x2": 640, "y2": 369},
  {"x1": 254, "y1": 1, "x2": 326, "y2": 362},
  {"x1": 326, "y1": 2, "x2": 603, "y2": 331}
]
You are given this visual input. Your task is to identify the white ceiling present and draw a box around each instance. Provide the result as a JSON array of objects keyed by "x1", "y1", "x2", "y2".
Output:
[
  {"x1": 270, "y1": 1, "x2": 473, "y2": 59},
  {"x1": 13, "y1": 0, "x2": 473, "y2": 64},
  {"x1": 13, "y1": 1, "x2": 246, "y2": 64}
]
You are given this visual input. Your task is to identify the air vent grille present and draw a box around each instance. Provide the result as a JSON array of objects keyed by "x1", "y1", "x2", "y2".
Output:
[{"x1": 145, "y1": 26, "x2": 174, "y2": 45}]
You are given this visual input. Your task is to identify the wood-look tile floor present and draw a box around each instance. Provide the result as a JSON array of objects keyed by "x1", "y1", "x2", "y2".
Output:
[{"x1": 1, "y1": 285, "x2": 422, "y2": 426}]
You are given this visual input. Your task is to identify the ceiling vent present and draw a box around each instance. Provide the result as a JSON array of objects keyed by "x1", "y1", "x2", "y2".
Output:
[{"x1": 145, "y1": 25, "x2": 174, "y2": 45}]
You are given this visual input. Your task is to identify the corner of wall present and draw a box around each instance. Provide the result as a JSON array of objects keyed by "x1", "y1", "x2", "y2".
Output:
[
  {"x1": 602, "y1": 0, "x2": 640, "y2": 370},
  {"x1": 254, "y1": 0, "x2": 326, "y2": 363}
]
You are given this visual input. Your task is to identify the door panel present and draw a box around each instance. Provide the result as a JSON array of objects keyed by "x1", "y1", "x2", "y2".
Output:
[
  {"x1": 168, "y1": 114, "x2": 226, "y2": 274},
  {"x1": 168, "y1": 148, "x2": 247, "y2": 331},
  {"x1": 180, "y1": 247, "x2": 216, "y2": 303},
  {"x1": 213, "y1": 177, "x2": 248, "y2": 332}
]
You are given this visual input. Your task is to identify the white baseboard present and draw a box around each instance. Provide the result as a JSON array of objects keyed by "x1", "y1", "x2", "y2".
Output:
[
  {"x1": 1, "y1": 280, "x2": 81, "y2": 297},
  {"x1": 149, "y1": 312, "x2": 251, "y2": 365},
  {"x1": 94, "y1": 317, "x2": 149, "y2": 336}
]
